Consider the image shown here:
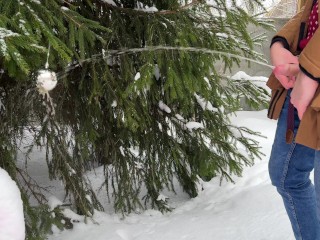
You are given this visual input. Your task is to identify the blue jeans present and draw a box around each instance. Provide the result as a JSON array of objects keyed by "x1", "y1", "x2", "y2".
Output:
[{"x1": 269, "y1": 92, "x2": 320, "y2": 240}]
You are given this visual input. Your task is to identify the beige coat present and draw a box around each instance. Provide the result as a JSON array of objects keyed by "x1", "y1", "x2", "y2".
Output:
[{"x1": 267, "y1": 0, "x2": 320, "y2": 149}]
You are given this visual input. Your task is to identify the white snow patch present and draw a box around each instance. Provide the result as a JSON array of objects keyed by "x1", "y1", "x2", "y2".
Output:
[
  {"x1": 48, "y1": 196, "x2": 63, "y2": 211},
  {"x1": 143, "y1": 6, "x2": 159, "y2": 12},
  {"x1": 157, "y1": 194, "x2": 168, "y2": 202},
  {"x1": 175, "y1": 114, "x2": 185, "y2": 122},
  {"x1": 134, "y1": 72, "x2": 141, "y2": 81},
  {"x1": 0, "y1": 168, "x2": 25, "y2": 240},
  {"x1": 194, "y1": 93, "x2": 218, "y2": 112},
  {"x1": 185, "y1": 121, "x2": 204, "y2": 130},
  {"x1": 101, "y1": 0, "x2": 117, "y2": 6},
  {"x1": 111, "y1": 100, "x2": 117, "y2": 108},
  {"x1": 159, "y1": 101, "x2": 171, "y2": 113},
  {"x1": 231, "y1": 71, "x2": 270, "y2": 93},
  {"x1": 0, "y1": 28, "x2": 19, "y2": 55}
]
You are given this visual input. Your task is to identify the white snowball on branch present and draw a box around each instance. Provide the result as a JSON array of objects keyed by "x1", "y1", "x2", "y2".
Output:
[{"x1": 36, "y1": 70, "x2": 57, "y2": 95}]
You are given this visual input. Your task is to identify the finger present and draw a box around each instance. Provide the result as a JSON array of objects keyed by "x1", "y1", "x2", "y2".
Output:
[
  {"x1": 287, "y1": 75, "x2": 296, "y2": 88},
  {"x1": 275, "y1": 74, "x2": 293, "y2": 89},
  {"x1": 289, "y1": 75, "x2": 296, "y2": 82},
  {"x1": 297, "y1": 106, "x2": 306, "y2": 120},
  {"x1": 290, "y1": 95, "x2": 296, "y2": 106},
  {"x1": 290, "y1": 96, "x2": 306, "y2": 120},
  {"x1": 273, "y1": 63, "x2": 300, "y2": 77}
]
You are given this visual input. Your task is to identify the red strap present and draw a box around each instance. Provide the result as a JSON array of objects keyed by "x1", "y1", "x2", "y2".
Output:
[{"x1": 286, "y1": 101, "x2": 295, "y2": 144}]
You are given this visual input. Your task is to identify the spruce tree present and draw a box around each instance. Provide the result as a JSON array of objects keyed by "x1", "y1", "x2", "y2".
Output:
[{"x1": 0, "y1": 0, "x2": 272, "y2": 238}]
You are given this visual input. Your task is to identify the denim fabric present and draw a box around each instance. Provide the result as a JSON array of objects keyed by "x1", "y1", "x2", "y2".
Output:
[{"x1": 269, "y1": 92, "x2": 320, "y2": 240}]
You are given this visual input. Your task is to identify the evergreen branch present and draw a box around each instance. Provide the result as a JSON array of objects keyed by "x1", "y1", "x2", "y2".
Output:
[
  {"x1": 60, "y1": 10, "x2": 83, "y2": 28},
  {"x1": 156, "y1": 0, "x2": 202, "y2": 15},
  {"x1": 98, "y1": 0, "x2": 202, "y2": 15},
  {"x1": 58, "y1": 46, "x2": 274, "y2": 79},
  {"x1": 62, "y1": 0, "x2": 75, "y2": 7},
  {"x1": 16, "y1": 167, "x2": 49, "y2": 205}
]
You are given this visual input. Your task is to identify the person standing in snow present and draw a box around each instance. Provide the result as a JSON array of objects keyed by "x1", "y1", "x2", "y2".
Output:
[
  {"x1": 0, "y1": 168, "x2": 25, "y2": 240},
  {"x1": 268, "y1": 0, "x2": 320, "y2": 239}
]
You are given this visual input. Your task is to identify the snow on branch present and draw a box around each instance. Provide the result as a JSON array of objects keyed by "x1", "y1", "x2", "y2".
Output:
[{"x1": 98, "y1": 0, "x2": 201, "y2": 15}]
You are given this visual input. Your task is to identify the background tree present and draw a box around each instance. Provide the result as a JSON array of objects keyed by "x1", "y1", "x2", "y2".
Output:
[{"x1": 0, "y1": 0, "x2": 272, "y2": 238}]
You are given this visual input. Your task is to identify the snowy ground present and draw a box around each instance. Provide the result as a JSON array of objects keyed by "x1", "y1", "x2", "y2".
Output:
[
  {"x1": 33, "y1": 109, "x2": 293, "y2": 240},
  {"x1": 9, "y1": 71, "x2": 296, "y2": 239}
]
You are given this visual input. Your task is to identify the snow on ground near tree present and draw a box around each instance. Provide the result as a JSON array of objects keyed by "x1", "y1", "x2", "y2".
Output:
[
  {"x1": 16, "y1": 71, "x2": 295, "y2": 239},
  {"x1": 44, "y1": 110, "x2": 295, "y2": 240},
  {"x1": 0, "y1": 168, "x2": 25, "y2": 240}
]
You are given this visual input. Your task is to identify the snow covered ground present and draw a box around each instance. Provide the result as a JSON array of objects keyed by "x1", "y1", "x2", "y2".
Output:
[
  {"x1": 0, "y1": 168, "x2": 25, "y2": 240},
  {"x1": 41, "y1": 109, "x2": 293, "y2": 240},
  {"x1": 9, "y1": 71, "x2": 296, "y2": 239}
]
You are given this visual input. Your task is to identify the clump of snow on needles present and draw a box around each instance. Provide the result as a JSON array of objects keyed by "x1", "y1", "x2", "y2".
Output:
[
  {"x1": 134, "y1": 72, "x2": 141, "y2": 81},
  {"x1": 159, "y1": 100, "x2": 171, "y2": 113},
  {"x1": 185, "y1": 121, "x2": 204, "y2": 130},
  {"x1": 101, "y1": 0, "x2": 117, "y2": 6},
  {"x1": 0, "y1": 28, "x2": 19, "y2": 55},
  {"x1": 194, "y1": 93, "x2": 218, "y2": 112},
  {"x1": 231, "y1": 71, "x2": 270, "y2": 93}
]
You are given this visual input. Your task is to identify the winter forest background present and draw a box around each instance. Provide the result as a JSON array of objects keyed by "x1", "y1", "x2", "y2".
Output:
[{"x1": 0, "y1": 0, "x2": 297, "y2": 239}]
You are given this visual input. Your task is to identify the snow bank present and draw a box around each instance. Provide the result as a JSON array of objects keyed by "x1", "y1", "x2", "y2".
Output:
[{"x1": 0, "y1": 168, "x2": 25, "y2": 240}]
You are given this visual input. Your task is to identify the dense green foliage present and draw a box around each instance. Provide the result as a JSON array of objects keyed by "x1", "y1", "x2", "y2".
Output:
[{"x1": 0, "y1": 0, "x2": 272, "y2": 238}]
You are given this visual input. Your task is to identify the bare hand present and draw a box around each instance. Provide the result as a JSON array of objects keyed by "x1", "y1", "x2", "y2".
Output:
[
  {"x1": 270, "y1": 42, "x2": 299, "y2": 66},
  {"x1": 290, "y1": 72, "x2": 319, "y2": 119},
  {"x1": 270, "y1": 42, "x2": 299, "y2": 88},
  {"x1": 273, "y1": 63, "x2": 300, "y2": 89}
]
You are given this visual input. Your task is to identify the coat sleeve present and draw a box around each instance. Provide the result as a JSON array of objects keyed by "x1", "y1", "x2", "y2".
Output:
[
  {"x1": 271, "y1": 6, "x2": 305, "y2": 51},
  {"x1": 299, "y1": 28, "x2": 320, "y2": 80}
]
